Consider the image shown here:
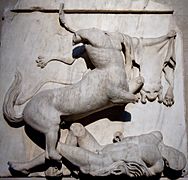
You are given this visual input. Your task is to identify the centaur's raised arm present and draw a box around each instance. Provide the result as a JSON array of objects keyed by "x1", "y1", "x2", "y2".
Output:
[
  {"x1": 36, "y1": 56, "x2": 76, "y2": 68},
  {"x1": 141, "y1": 30, "x2": 176, "y2": 46}
]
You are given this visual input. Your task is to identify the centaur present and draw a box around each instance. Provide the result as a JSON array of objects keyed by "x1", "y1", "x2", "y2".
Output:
[{"x1": 3, "y1": 28, "x2": 143, "y2": 162}]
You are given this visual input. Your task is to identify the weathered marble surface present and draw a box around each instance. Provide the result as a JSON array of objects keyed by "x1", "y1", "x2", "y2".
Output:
[
  {"x1": 3, "y1": 27, "x2": 142, "y2": 163},
  {"x1": 0, "y1": 0, "x2": 187, "y2": 178},
  {"x1": 13, "y1": 0, "x2": 64, "y2": 10},
  {"x1": 7, "y1": 123, "x2": 186, "y2": 178}
]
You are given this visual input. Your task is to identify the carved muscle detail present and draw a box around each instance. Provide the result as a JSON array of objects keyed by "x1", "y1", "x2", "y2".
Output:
[
  {"x1": 7, "y1": 123, "x2": 186, "y2": 178},
  {"x1": 3, "y1": 27, "x2": 179, "y2": 178},
  {"x1": 3, "y1": 28, "x2": 142, "y2": 164}
]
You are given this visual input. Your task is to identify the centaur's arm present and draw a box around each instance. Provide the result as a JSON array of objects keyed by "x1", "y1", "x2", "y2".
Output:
[
  {"x1": 36, "y1": 45, "x2": 87, "y2": 68},
  {"x1": 36, "y1": 56, "x2": 76, "y2": 68},
  {"x1": 35, "y1": 2, "x2": 79, "y2": 69},
  {"x1": 141, "y1": 30, "x2": 176, "y2": 46}
]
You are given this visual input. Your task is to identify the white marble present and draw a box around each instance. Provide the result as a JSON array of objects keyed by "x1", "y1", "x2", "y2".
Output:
[
  {"x1": 64, "y1": 0, "x2": 173, "y2": 11},
  {"x1": 0, "y1": 0, "x2": 187, "y2": 178},
  {"x1": 14, "y1": 0, "x2": 64, "y2": 10}
]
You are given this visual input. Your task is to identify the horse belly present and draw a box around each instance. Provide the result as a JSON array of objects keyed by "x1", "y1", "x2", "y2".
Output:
[
  {"x1": 61, "y1": 89, "x2": 109, "y2": 115},
  {"x1": 56, "y1": 77, "x2": 110, "y2": 115}
]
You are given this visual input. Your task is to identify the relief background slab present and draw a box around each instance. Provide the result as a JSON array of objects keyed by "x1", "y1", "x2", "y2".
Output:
[{"x1": 0, "y1": 0, "x2": 187, "y2": 177}]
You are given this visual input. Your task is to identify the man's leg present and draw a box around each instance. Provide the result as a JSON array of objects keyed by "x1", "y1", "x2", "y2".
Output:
[
  {"x1": 69, "y1": 123, "x2": 103, "y2": 152},
  {"x1": 57, "y1": 142, "x2": 106, "y2": 174}
]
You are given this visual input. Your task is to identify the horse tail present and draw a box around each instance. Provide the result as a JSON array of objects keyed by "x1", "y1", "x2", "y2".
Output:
[
  {"x1": 15, "y1": 79, "x2": 74, "y2": 105},
  {"x1": 3, "y1": 71, "x2": 24, "y2": 124}
]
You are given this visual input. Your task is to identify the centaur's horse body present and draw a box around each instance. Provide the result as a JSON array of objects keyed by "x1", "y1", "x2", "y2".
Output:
[{"x1": 3, "y1": 28, "x2": 141, "y2": 161}]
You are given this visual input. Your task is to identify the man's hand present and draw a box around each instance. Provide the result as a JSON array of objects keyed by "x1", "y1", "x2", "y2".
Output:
[
  {"x1": 167, "y1": 30, "x2": 176, "y2": 38},
  {"x1": 36, "y1": 56, "x2": 47, "y2": 69}
]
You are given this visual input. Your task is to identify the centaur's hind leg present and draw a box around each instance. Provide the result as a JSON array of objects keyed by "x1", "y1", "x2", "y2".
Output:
[
  {"x1": 7, "y1": 123, "x2": 101, "y2": 175},
  {"x1": 8, "y1": 153, "x2": 46, "y2": 176},
  {"x1": 7, "y1": 125, "x2": 76, "y2": 176},
  {"x1": 34, "y1": 107, "x2": 62, "y2": 161},
  {"x1": 32, "y1": 109, "x2": 62, "y2": 161},
  {"x1": 45, "y1": 125, "x2": 62, "y2": 161},
  {"x1": 9, "y1": 125, "x2": 62, "y2": 173}
]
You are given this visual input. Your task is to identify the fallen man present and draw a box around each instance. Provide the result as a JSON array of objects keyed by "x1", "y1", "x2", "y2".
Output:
[{"x1": 8, "y1": 123, "x2": 186, "y2": 178}]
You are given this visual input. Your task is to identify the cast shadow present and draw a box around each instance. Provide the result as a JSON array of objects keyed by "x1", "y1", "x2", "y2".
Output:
[
  {"x1": 8, "y1": 159, "x2": 63, "y2": 178},
  {"x1": 79, "y1": 173, "x2": 161, "y2": 180},
  {"x1": 61, "y1": 105, "x2": 131, "y2": 129},
  {"x1": 3, "y1": 113, "x2": 24, "y2": 128},
  {"x1": 24, "y1": 125, "x2": 46, "y2": 150},
  {"x1": 24, "y1": 105, "x2": 131, "y2": 150}
]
